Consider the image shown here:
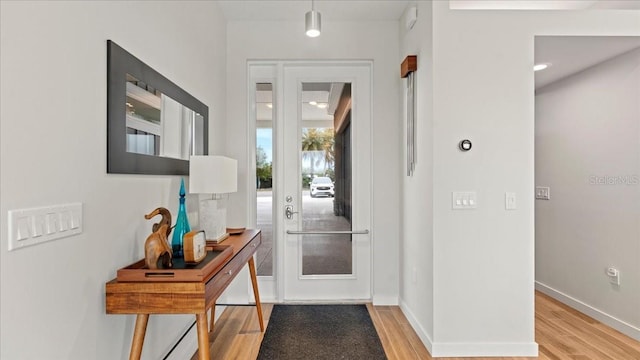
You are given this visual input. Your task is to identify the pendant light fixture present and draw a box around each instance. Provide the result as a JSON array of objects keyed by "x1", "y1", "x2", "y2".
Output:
[{"x1": 305, "y1": 0, "x2": 321, "y2": 37}]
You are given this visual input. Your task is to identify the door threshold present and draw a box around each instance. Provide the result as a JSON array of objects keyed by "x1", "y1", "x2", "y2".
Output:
[{"x1": 281, "y1": 299, "x2": 372, "y2": 305}]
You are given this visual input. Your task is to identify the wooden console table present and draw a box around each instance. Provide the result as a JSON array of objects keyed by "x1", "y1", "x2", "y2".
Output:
[{"x1": 106, "y1": 229, "x2": 263, "y2": 360}]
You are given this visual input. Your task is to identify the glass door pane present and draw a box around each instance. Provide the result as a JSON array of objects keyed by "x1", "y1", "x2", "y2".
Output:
[
  {"x1": 283, "y1": 64, "x2": 371, "y2": 301},
  {"x1": 300, "y1": 82, "x2": 352, "y2": 275},
  {"x1": 256, "y1": 83, "x2": 274, "y2": 276}
]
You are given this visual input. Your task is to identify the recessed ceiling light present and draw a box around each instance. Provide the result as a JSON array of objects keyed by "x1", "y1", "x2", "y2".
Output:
[
  {"x1": 266, "y1": 103, "x2": 273, "y2": 108},
  {"x1": 534, "y1": 63, "x2": 551, "y2": 72},
  {"x1": 309, "y1": 101, "x2": 318, "y2": 106},
  {"x1": 317, "y1": 103, "x2": 328, "y2": 109}
]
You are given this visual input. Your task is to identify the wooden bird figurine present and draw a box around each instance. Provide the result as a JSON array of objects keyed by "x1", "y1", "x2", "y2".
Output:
[{"x1": 144, "y1": 207, "x2": 173, "y2": 269}]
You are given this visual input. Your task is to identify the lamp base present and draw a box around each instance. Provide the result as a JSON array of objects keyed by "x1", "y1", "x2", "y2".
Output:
[{"x1": 199, "y1": 198, "x2": 227, "y2": 243}]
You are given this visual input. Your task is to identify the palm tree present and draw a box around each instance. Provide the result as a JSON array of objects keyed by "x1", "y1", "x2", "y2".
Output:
[
  {"x1": 301, "y1": 129, "x2": 323, "y2": 176},
  {"x1": 319, "y1": 128, "x2": 334, "y2": 171},
  {"x1": 301, "y1": 128, "x2": 334, "y2": 176}
]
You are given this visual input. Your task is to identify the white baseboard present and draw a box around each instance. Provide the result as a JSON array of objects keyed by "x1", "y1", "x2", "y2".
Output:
[
  {"x1": 399, "y1": 300, "x2": 434, "y2": 354},
  {"x1": 164, "y1": 306, "x2": 226, "y2": 360},
  {"x1": 536, "y1": 281, "x2": 640, "y2": 341},
  {"x1": 399, "y1": 300, "x2": 538, "y2": 357},
  {"x1": 430, "y1": 342, "x2": 538, "y2": 357},
  {"x1": 372, "y1": 294, "x2": 399, "y2": 306}
]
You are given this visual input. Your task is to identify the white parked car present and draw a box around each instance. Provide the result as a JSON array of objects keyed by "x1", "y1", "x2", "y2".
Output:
[{"x1": 310, "y1": 177, "x2": 335, "y2": 198}]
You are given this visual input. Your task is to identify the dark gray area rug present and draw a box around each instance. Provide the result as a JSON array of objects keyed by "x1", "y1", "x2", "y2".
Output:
[{"x1": 257, "y1": 304, "x2": 387, "y2": 360}]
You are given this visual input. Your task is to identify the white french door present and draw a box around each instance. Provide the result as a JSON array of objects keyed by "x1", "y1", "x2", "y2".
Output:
[
  {"x1": 280, "y1": 63, "x2": 372, "y2": 301},
  {"x1": 250, "y1": 62, "x2": 372, "y2": 302}
]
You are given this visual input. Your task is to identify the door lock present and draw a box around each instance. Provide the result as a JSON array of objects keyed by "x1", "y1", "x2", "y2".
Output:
[{"x1": 285, "y1": 205, "x2": 298, "y2": 219}]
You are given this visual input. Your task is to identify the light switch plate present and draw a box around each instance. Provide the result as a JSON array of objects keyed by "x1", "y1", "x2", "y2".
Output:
[
  {"x1": 505, "y1": 192, "x2": 517, "y2": 210},
  {"x1": 8, "y1": 203, "x2": 82, "y2": 251},
  {"x1": 452, "y1": 191, "x2": 477, "y2": 210}
]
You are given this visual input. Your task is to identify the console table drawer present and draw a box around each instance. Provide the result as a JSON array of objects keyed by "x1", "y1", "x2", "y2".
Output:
[{"x1": 205, "y1": 233, "x2": 261, "y2": 305}]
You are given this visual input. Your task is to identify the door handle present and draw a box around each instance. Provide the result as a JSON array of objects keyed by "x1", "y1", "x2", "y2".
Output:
[
  {"x1": 285, "y1": 205, "x2": 298, "y2": 220},
  {"x1": 286, "y1": 230, "x2": 369, "y2": 235}
]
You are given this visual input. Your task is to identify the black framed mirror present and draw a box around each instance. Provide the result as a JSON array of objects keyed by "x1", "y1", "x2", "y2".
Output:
[{"x1": 107, "y1": 40, "x2": 208, "y2": 175}]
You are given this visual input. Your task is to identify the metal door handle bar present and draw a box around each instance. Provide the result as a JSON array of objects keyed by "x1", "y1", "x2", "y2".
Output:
[{"x1": 286, "y1": 230, "x2": 369, "y2": 235}]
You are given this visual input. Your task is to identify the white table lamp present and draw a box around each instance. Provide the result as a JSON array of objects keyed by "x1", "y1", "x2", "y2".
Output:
[{"x1": 189, "y1": 155, "x2": 238, "y2": 242}]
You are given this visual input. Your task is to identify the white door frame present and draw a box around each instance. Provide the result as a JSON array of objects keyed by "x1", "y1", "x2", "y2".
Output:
[{"x1": 248, "y1": 61, "x2": 373, "y2": 303}]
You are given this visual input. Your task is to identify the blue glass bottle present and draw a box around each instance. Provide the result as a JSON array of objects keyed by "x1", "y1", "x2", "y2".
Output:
[{"x1": 171, "y1": 178, "x2": 190, "y2": 258}]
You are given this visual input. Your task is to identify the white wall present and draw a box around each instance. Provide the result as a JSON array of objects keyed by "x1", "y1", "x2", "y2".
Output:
[
  {"x1": 398, "y1": 0, "x2": 435, "y2": 349},
  {"x1": 0, "y1": 1, "x2": 227, "y2": 359},
  {"x1": 399, "y1": 1, "x2": 640, "y2": 357},
  {"x1": 536, "y1": 47, "x2": 640, "y2": 339},
  {"x1": 225, "y1": 20, "x2": 401, "y2": 303}
]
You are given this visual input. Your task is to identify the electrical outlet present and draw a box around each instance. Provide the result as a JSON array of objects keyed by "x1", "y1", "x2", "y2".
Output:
[{"x1": 535, "y1": 186, "x2": 550, "y2": 200}]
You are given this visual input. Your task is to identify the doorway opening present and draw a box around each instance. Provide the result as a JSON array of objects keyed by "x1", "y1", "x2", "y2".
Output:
[{"x1": 534, "y1": 35, "x2": 640, "y2": 341}]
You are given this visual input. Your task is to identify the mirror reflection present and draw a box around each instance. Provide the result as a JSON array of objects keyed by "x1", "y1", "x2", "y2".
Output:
[
  {"x1": 125, "y1": 74, "x2": 204, "y2": 160},
  {"x1": 107, "y1": 40, "x2": 208, "y2": 175}
]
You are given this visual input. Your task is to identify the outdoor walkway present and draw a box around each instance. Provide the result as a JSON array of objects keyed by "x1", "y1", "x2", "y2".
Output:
[{"x1": 256, "y1": 190, "x2": 352, "y2": 276}]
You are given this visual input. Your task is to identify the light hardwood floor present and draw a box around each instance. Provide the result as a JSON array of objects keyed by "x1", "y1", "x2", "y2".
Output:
[{"x1": 195, "y1": 292, "x2": 640, "y2": 359}]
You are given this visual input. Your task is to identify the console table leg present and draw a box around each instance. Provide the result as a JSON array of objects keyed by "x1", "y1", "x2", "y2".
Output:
[
  {"x1": 209, "y1": 303, "x2": 216, "y2": 333},
  {"x1": 129, "y1": 314, "x2": 149, "y2": 360},
  {"x1": 196, "y1": 312, "x2": 210, "y2": 360},
  {"x1": 248, "y1": 257, "x2": 264, "y2": 332}
]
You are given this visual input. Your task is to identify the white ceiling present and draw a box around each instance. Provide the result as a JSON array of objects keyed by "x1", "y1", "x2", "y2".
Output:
[
  {"x1": 218, "y1": 0, "x2": 639, "y2": 21},
  {"x1": 219, "y1": 2, "x2": 640, "y2": 91},
  {"x1": 451, "y1": 0, "x2": 640, "y2": 10},
  {"x1": 217, "y1": 0, "x2": 411, "y2": 21},
  {"x1": 535, "y1": 36, "x2": 640, "y2": 89}
]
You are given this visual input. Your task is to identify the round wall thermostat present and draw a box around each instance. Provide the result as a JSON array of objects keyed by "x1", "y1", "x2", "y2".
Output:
[{"x1": 459, "y1": 139, "x2": 472, "y2": 151}]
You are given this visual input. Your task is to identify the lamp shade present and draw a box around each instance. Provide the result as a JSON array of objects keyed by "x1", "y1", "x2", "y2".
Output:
[{"x1": 189, "y1": 155, "x2": 237, "y2": 194}]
